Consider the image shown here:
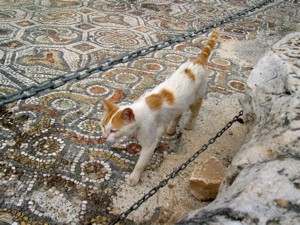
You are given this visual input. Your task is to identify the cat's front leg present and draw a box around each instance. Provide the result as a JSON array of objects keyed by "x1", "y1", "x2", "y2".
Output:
[{"x1": 127, "y1": 142, "x2": 157, "y2": 186}]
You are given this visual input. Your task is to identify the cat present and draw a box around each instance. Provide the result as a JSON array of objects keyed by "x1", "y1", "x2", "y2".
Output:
[{"x1": 101, "y1": 28, "x2": 219, "y2": 186}]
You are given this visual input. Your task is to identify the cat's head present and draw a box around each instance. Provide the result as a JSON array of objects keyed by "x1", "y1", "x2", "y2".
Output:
[{"x1": 101, "y1": 99, "x2": 136, "y2": 142}]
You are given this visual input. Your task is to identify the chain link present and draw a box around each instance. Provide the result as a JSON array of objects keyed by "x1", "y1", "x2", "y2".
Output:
[
  {"x1": 0, "y1": 0, "x2": 276, "y2": 107},
  {"x1": 110, "y1": 110, "x2": 244, "y2": 224}
]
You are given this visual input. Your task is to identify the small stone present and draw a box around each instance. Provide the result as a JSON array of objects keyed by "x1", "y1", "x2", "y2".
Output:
[
  {"x1": 190, "y1": 157, "x2": 227, "y2": 201},
  {"x1": 275, "y1": 199, "x2": 289, "y2": 207},
  {"x1": 110, "y1": 143, "x2": 126, "y2": 150},
  {"x1": 60, "y1": 212, "x2": 67, "y2": 218}
]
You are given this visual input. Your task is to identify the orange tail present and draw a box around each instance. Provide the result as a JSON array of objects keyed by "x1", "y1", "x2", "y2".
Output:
[{"x1": 192, "y1": 28, "x2": 219, "y2": 65}]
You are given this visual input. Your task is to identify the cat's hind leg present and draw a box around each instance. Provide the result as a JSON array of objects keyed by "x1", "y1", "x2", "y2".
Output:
[
  {"x1": 167, "y1": 114, "x2": 182, "y2": 135},
  {"x1": 185, "y1": 97, "x2": 203, "y2": 130}
]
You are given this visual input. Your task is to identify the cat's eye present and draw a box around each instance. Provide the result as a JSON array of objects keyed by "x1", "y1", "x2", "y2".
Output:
[{"x1": 110, "y1": 129, "x2": 117, "y2": 133}]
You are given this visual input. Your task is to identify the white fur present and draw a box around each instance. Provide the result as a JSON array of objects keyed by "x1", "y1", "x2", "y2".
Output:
[{"x1": 102, "y1": 60, "x2": 208, "y2": 186}]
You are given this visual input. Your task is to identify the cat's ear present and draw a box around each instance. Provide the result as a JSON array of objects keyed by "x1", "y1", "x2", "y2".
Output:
[
  {"x1": 102, "y1": 98, "x2": 115, "y2": 111},
  {"x1": 121, "y1": 108, "x2": 135, "y2": 124}
]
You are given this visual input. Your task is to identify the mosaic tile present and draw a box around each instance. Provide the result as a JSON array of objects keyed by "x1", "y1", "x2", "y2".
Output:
[
  {"x1": 76, "y1": 24, "x2": 95, "y2": 30},
  {"x1": 73, "y1": 43, "x2": 94, "y2": 51},
  {"x1": 0, "y1": 41, "x2": 23, "y2": 49},
  {"x1": 16, "y1": 21, "x2": 34, "y2": 27},
  {"x1": 0, "y1": 0, "x2": 299, "y2": 224},
  {"x1": 22, "y1": 26, "x2": 82, "y2": 45}
]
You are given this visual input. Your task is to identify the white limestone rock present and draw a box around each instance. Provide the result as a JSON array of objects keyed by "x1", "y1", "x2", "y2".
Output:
[
  {"x1": 178, "y1": 32, "x2": 300, "y2": 224},
  {"x1": 181, "y1": 158, "x2": 300, "y2": 224}
]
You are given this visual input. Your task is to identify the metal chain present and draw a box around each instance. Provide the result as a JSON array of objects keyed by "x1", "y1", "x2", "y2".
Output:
[
  {"x1": 110, "y1": 110, "x2": 244, "y2": 225},
  {"x1": 0, "y1": 0, "x2": 276, "y2": 107}
]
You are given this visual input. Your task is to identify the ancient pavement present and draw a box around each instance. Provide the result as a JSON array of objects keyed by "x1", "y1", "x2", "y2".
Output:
[{"x1": 0, "y1": 0, "x2": 299, "y2": 224}]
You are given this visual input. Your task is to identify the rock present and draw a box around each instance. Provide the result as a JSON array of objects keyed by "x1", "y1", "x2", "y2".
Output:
[
  {"x1": 180, "y1": 158, "x2": 300, "y2": 224},
  {"x1": 178, "y1": 32, "x2": 300, "y2": 224},
  {"x1": 190, "y1": 157, "x2": 227, "y2": 201},
  {"x1": 110, "y1": 142, "x2": 126, "y2": 150}
]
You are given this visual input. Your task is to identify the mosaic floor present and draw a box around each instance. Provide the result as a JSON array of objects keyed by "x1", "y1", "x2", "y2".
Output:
[{"x1": 0, "y1": 0, "x2": 299, "y2": 224}]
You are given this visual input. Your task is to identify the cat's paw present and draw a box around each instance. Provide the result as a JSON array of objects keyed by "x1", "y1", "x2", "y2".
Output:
[
  {"x1": 127, "y1": 174, "x2": 140, "y2": 186},
  {"x1": 166, "y1": 127, "x2": 176, "y2": 135},
  {"x1": 184, "y1": 123, "x2": 195, "y2": 130}
]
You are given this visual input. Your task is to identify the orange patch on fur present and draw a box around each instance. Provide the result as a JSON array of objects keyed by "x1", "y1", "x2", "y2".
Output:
[
  {"x1": 192, "y1": 40, "x2": 215, "y2": 65},
  {"x1": 184, "y1": 68, "x2": 196, "y2": 82},
  {"x1": 192, "y1": 28, "x2": 219, "y2": 65},
  {"x1": 111, "y1": 111, "x2": 124, "y2": 129},
  {"x1": 102, "y1": 105, "x2": 119, "y2": 126},
  {"x1": 146, "y1": 93, "x2": 163, "y2": 110},
  {"x1": 160, "y1": 89, "x2": 175, "y2": 105},
  {"x1": 146, "y1": 88, "x2": 175, "y2": 110}
]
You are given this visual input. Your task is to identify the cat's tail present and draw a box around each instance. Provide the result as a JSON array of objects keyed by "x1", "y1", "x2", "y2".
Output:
[{"x1": 192, "y1": 28, "x2": 219, "y2": 65}]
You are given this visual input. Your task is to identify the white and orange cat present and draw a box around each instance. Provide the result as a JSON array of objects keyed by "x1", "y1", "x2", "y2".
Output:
[{"x1": 101, "y1": 28, "x2": 219, "y2": 186}]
